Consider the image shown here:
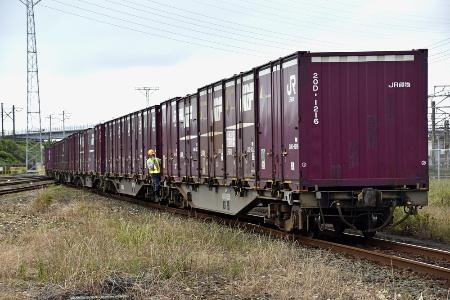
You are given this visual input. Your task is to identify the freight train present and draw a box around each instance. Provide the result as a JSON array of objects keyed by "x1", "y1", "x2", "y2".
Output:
[{"x1": 44, "y1": 50, "x2": 429, "y2": 237}]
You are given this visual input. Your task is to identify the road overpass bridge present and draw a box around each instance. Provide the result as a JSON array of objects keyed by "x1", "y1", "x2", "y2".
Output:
[{"x1": 2, "y1": 125, "x2": 94, "y2": 141}]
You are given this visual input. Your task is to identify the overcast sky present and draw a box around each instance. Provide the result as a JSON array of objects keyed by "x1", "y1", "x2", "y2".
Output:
[{"x1": 0, "y1": 0, "x2": 449, "y2": 133}]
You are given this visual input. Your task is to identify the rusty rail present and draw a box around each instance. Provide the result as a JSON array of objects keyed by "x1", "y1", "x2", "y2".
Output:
[{"x1": 0, "y1": 178, "x2": 55, "y2": 195}]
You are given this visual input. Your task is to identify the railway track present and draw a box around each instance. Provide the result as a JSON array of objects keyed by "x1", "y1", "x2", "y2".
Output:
[
  {"x1": 71, "y1": 186, "x2": 450, "y2": 283},
  {"x1": 0, "y1": 175, "x2": 55, "y2": 195}
]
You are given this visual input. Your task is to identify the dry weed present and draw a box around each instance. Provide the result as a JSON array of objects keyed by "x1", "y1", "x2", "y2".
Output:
[{"x1": 0, "y1": 186, "x2": 446, "y2": 299}]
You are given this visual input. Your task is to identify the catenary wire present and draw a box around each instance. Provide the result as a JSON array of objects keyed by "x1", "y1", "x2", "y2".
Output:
[
  {"x1": 106, "y1": 0, "x2": 293, "y2": 48},
  {"x1": 40, "y1": 4, "x2": 263, "y2": 57},
  {"x1": 221, "y1": 0, "x2": 447, "y2": 34},
  {"x1": 48, "y1": 0, "x2": 264, "y2": 55},
  {"x1": 138, "y1": 0, "x2": 338, "y2": 46},
  {"x1": 75, "y1": 0, "x2": 287, "y2": 50}
]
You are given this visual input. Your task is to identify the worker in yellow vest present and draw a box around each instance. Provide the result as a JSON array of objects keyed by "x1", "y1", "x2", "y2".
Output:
[{"x1": 147, "y1": 149, "x2": 161, "y2": 196}]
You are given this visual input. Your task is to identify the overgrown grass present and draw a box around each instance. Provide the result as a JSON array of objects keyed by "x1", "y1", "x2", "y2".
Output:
[
  {"x1": 30, "y1": 185, "x2": 67, "y2": 212},
  {"x1": 389, "y1": 179, "x2": 450, "y2": 242},
  {"x1": 0, "y1": 186, "x2": 443, "y2": 299}
]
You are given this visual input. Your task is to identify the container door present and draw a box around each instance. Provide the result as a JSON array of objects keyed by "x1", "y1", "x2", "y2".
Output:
[
  {"x1": 170, "y1": 100, "x2": 179, "y2": 178},
  {"x1": 213, "y1": 84, "x2": 225, "y2": 178},
  {"x1": 207, "y1": 87, "x2": 214, "y2": 178},
  {"x1": 137, "y1": 112, "x2": 143, "y2": 175},
  {"x1": 150, "y1": 107, "x2": 159, "y2": 164},
  {"x1": 161, "y1": 103, "x2": 168, "y2": 174},
  {"x1": 131, "y1": 114, "x2": 136, "y2": 174},
  {"x1": 240, "y1": 73, "x2": 256, "y2": 180},
  {"x1": 190, "y1": 95, "x2": 199, "y2": 179},
  {"x1": 184, "y1": 98, "x2": 192, "y2": 177},
  {"x1": 225, "y1": 79, "x2": 237, "y2": 180},
  {"x1": 272, "y1": 64, "x2": 282, "y2": 180},
  {"x1": 258, "y1": 67, "x2": 273, "y2": 182},
  {"x1": 178, "y1": 99, "x2": 187, "y2": 178},
  {"x1": 79, "y1": 134, "x2": 84, "y2": 172},
  {"x1": 199, "y1": 89, "x2": 209, "y2": 178},
  {"x1": 281, "y1": 57, "x2": 300, "y2": 183}
]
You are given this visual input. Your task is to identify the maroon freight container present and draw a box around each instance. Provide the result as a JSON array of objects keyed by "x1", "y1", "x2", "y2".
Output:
[
  {"x1": 95, "y1": 124, "x2": 105, "y2": 174},
  {"x1": 136, "y1": 111, "x2": 144, "y2": 175},
  {"x1": 177, "y1": 97, "x2": 188, "y2": 178},
  {"x1": 114, "y1": 119, "x2": 121, "y2": 174},
  {"x1": 124, "y1": 115, "x2": 132, "y2": 175},
  {"x1": 212, "y1": 82, "x2": 225, "y2": 179},
  {"x1": 239, "y1": 72, "x2": 256, "y2": 183},
  {"x1": 105, "y1": 122, "x2": 112, "y2": 174},
  {"x1": 298, "y1": 50, "x2": 428, "y2": 188},
  {"x1": 86, "y1": 128, "x2": 95, "y2": 173},
  {"x1": 189, "y1": 94, "x2": 199, "y2": 180},
  {"x1": 142, "y1": 105, "x2": 161, "y2": 176},
  {"x1": 161, "y1": 99, "x2": 179, "y2": 178},
  {"x1": 257, "y1": 66, "x2": 273, "y2": 183},
  {"x1": 198, "y1": 89, "x2": 209, "y2": 178},
  {"x1": 224, "y1": 78, "x2": 238, "y2": 181},
  {"x1": 170, "y1": 99, "x2": 179, "y2": 179}
]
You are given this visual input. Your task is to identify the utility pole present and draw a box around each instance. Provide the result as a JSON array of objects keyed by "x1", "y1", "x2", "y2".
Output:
[
  {"x1": 20, "y1": 0, "x2": 44, "y2": 170},
  {"x1": 12, "y1": 105, "x2": 16, "y2": 138},
  {"x1": 60, "y1": 110, "x2": 70, "y2": 139},
  {"x1": 46, "y1": 114, "x2": 53, "y2": 141},
  {"x1": 135, "y1": 87, "x2": 159, "y2": 107},
  {"x1": 1, "y1": 103, "x2": 4, "y2": 138},
  {"x1": 431, "y1": 100, "x2": 436, "y2": 166}
]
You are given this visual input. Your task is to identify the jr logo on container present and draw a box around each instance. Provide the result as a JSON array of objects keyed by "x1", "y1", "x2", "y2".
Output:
[{"x1": 287, "y1": 75, "x2": 296, "y2": 102}]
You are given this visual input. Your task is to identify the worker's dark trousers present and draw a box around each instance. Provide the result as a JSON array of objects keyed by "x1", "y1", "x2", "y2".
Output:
[{"x1": 152, "y1": 173, "x2": 161, "y2": 195}]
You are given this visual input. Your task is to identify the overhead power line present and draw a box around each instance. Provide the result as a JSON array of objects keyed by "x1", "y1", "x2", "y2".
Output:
[
  {"x1": 106, "y1": 0, "x2": 293, "y2": 49},
  {"x1": 221, "y1": 0, "x2": 445, "y2": 35},
  {"x1": 74, "y1": 0, "x2": 286, "y2": 51},
  {"x1": 50, "y1": 0, "x2": 260, "y2": 54},
  {"x1": 43, "y1": 2, "x2": 263, "y2": 57},
  {"x1": 138, "y1": 0, "x2": 337, "y2": 46}
]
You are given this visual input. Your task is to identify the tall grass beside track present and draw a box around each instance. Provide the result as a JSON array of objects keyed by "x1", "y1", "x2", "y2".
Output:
[
  {"x1": 0, "y1": 186, "x2": 446, "y2": 299},
  {"x1": 390, "y1": 179, "x2": 450, "y2": 242}
]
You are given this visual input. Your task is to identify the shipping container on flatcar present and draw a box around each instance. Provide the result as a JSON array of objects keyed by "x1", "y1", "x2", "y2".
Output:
[
  {"x1": 161, "y1": 98, "x2": 180, "y2": 180},
  {"x1": 297, "y1": 50, "x2": 428, "y2": 189},
  {"x1": 95, "y1": 124, "x2": 105, "y2": 174},
  {"x1": 45, "y1": 49, "x2": 429, "y2": 236},
  {"x1": 143, "y1": 105, "x2": 161, "y2": 177},
  {"x1": 188, "y1": 94, "x2": 199, "y2": 181}
]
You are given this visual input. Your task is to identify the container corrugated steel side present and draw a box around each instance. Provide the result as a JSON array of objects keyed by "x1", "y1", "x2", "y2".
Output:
[
  {"x1": 95, "y1": 124, "x2": 105, "y2": 174},
  {"x1": 298, "y1": 50, "x2": 428, "y2": 188},
  {"x1": 189, "y1": 94, "x2": 199, "y2": 180},
  {"x1": 177, "y1": 97, "x2": 188, "y2": 178},
  {"x1": 212, "y1": 82, "x2": 225, "y2": 179},
  {"x1": 86, "y1": 128, "x2": 95, "y2": 173},
  {"x1": 224, "y1": 78, "x2": 237, "y2": 182},
  {"x1": 198, "y1": 88, "x2": 208, "y2": 179}
]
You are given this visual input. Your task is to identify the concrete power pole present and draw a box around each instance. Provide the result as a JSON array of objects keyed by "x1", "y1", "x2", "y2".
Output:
[
  {"x1": 20, "y1": 0, "x2": 44, "y2": 170},
  {"x1": 46, "y1": 114, "x2": 53, "y2": 141},
  {"x1": 3, "y1": 105, "x2": 21, "y2": 139},
  {"x1": 431, "y1": 100, "x2": 436, "y2": 166},
  {"x1": 60, "y1": 110, "x2": 70, "y2": 139},
  {"x1": 1, "y1": 103, "x2": 4, "y2": 138},
  {"x1": 135, "y1": 87, "x2": 159, "y2": 107}
]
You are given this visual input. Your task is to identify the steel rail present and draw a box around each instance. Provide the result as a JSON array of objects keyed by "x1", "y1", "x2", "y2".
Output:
[
  {"x1": 0, "y1": 179, "x2": 55, "y2": 195},
  {"x1": 364, "y1": 237, "x2": 450, "y2": 263}
]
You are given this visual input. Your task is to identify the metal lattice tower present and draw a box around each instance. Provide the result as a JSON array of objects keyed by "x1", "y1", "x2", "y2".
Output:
[{"x1": 20, "y1": 0, "x2": 44, "y2": 170}]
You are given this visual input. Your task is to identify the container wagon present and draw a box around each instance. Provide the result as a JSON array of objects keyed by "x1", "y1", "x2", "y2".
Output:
[{"x1": 45, "y1": 49, "x2": 428, "y2": 237}]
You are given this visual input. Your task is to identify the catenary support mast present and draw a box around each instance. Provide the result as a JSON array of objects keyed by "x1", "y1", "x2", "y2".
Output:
[{"x1": 21, "y1": 0, "x2": 44, "y2": 170}]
